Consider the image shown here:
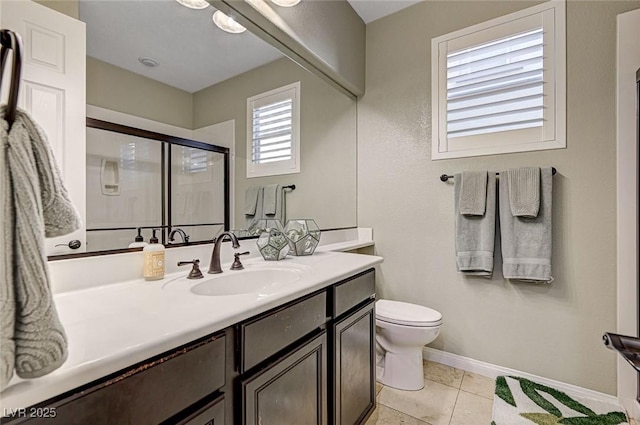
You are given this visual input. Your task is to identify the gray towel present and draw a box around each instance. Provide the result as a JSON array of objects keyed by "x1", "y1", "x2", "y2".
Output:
[
  {"x1": 507, "y1": 167, "x2": 540, "y2": 218},
  {"x1": 263, "y1": 184, "x2": 285, "y2": 223},
  {"x1": 1, "y1": 107, "x2": 81, "y2": 391},
  {"x1": 459, "y1": 171, "x2": 488, "y2": 216},
  {"x1": 454, "y1": 173, "x2": 496, "y2": 277},
  {"x1": 244, "y1": 186, "x2": 260, "y2": 215},
  {"x1": 499, "y1": 167, "x2": 553, "y2": 283},
  {"x1": 245, "y1": 186, "x2": 264, "y2": 229}
]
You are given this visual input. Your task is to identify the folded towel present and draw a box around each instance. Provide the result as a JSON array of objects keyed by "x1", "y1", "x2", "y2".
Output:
[
  {"x1": 263, "y1": 184, "x2": 287, "y2": 223},
  {"x1": 507, "y1": 167, "x2": 540, "y2": 218},
  {"x1": 245, "y1": 187, "x2": 264, "y2": 229},
  {"x1": 455, "y1": 173, "x2": 496, "y2": 277},
  {"x1": 263, "y1": 184, "x2": 280, "y2": 216},
  {"x1": 1, "y1": 107, "x2": 81, "y2": 391},
  {"x1": 244, "y1": 186, "x2": 260, "y2": 216},
  {"x1": 459, "y1": 171, "x2": 488, "y2": 216},
  {"x1": 499, "y1": 167, "x2": 553, "y2": 283}
]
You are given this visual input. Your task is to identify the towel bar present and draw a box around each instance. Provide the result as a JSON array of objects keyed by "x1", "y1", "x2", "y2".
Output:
[{"x1": 439, "y1": 167, "x2": 557, "y2": 182}]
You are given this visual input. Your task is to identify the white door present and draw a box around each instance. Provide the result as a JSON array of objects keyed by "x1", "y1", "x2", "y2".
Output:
[{"x1": 1, "y1": 0, "x2": 86, "y2": 255}]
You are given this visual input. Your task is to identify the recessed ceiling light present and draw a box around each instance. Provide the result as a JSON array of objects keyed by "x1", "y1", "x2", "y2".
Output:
[
  {"x1": 175, "y1": 0, "x2": 210, "y2": 10},
  {"x1": 212, "y1": 11, "x2": 247, "y2": 34},
  {"x1": 271, "y1": 0, "x2": 301, "y2": 6},
  {"x1": 138, "y1": 57, "x2": 159, "y2": 68}
]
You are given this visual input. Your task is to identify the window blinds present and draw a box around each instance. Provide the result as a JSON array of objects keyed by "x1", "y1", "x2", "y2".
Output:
[
  {"x1": 446, "y1": 28, "x2": 544, "y2": 139},
  {"x1": 251, "y1": 98, "x2": 293, "y2": 164}
]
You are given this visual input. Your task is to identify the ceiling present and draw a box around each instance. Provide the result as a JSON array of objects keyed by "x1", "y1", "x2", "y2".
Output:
[
  {"x1": 80, "y1": 0, "x2": 283, "y2": 93},
  {"x1": 347, "y1": 0, "x2": 422, "y2": 24},
  {"x1": 81, "y1": 0, "x2": 422, "y2": 93}
]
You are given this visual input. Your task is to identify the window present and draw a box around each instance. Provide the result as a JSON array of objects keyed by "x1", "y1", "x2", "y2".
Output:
[
  {"x1": 431, "y1": 1, "x2": 566, "y2": 160},
  {"x1": 247, "y1": 82, "x2": 300, "y2": 178}
]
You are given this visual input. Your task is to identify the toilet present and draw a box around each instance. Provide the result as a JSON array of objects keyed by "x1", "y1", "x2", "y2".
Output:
[{"x1": 375, "y1": 299, "x2": 443, "y2": 391}]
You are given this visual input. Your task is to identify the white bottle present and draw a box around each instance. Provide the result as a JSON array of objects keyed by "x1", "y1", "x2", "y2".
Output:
[
  {"x1": 129, "y1": 229, "x2": 149, "y2": 249},
  {"x1": 143, "y1": 229, "x2": 165, "y2": 281}
]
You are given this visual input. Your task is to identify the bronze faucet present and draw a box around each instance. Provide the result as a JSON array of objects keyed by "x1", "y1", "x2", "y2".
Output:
[
  {"x1": 208, "y1": 231, "x2": 240, "y2": 274},
  {"x1": 168, "y1": 228, "x2": 190, "y2": 244}
]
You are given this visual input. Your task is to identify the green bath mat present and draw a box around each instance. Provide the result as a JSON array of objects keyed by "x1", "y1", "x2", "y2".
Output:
[{"x1": 491, "y1": 375, "x2": 628, "y2": 425}]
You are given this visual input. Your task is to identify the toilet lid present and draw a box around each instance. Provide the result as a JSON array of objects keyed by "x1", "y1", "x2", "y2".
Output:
[{"x1": 376, "y1": 299, "x2": 442, "y2": 327}]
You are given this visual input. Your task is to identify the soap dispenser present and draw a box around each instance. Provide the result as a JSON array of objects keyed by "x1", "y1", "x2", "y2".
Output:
[
  {"x1": 128, "y1": 228, "x2": 148, "y2": 248},
  {"x1": 143, "y1": 229, "x2": 165, "y2": 281}
]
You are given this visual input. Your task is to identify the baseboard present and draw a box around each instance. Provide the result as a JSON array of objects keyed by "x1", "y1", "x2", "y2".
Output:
[{"x1": 422, "y1": 347, "x2": 619, "y2": 405}]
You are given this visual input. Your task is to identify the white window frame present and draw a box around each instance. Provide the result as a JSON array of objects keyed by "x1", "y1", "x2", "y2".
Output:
[
  {"x1": 431, "y1": 1, "x2": 566, "y2": 160},
  {"x1": 246, "y1": 82, "x2": 301, "y2": 178}
]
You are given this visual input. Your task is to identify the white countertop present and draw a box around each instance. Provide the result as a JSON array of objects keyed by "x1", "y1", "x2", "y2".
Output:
[{"x1": 0, "y1": 250, "x2": 382, "y2": 410}]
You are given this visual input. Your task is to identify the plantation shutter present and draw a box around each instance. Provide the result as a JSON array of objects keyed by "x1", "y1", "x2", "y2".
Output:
[
  {"x1": 252, "y1": 97, "x2": 293, "y2": 164},
  {"x1": 431, "y1": 2, "x2": 565, "y2": 160},
  {"x1": 446, "y1": 28, "x2": 544, "y2": 139},
  {"x1": 246, "y1": 82, "x2": 300, "y2": 178}
]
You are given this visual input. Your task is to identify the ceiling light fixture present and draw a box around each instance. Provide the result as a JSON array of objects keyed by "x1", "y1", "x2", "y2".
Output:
[
  {"x1": 212, "y1": 11, "x2": 247, "y2": 34},
  {"x1": 175, "y1": 0, "x2": 210, "y2": 10},
  {"x1": 138, "y1": 57, "x2": 160, "y2": 68},
  {"x1": 270, "y1": 0, "x2": 301, "y2": 6}
]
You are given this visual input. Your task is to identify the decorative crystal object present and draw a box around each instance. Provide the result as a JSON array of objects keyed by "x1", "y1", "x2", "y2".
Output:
[
  {"x1": 284, "y1": 219, "x2": 321, "y2": 256},
  {"x1": 255, "y1": 220, "x2": 290, "y2": 261}
]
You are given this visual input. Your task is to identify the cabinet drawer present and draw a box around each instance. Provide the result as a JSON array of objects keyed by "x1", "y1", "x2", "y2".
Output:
[
  {"x1": 23, "y1": 333, "x2": 226, "y2": 425},
  {"x1": 241, "y1": 292, "x2": 327, "y2": 372},
  {"x1": 177, "y1": 394, "x2": 225, "y2": 425},
  {"x1": 333, "y1": 269, "x2": 375, "y2": 318}
]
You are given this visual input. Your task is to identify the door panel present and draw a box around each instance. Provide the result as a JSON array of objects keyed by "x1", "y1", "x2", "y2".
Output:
[{"x1": 1, "y1": 0, "x2": 86, "y2": 255}]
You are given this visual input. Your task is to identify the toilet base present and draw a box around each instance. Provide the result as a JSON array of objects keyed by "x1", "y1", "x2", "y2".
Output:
[{"x1": 376, "y1": 349, "x2": 424, "y2": 391}]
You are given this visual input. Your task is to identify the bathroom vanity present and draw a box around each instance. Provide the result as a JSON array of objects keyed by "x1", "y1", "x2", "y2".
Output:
[{"x1": 1, "y1": 251, "x2": 379, "y2": 425}]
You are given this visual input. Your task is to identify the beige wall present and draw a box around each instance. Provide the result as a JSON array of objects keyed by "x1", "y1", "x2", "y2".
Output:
[
  {"x1": 213, "y1": 0, "x2": 365, "y2": 96},
  {"x1": 358, "y1": 0, "x2": 640, "y2": 394},
  {"x1": 194, "y1": 58, "x2": 357, "y2": 231},
  {"x1": 87, "y1": 57, "x2": 193, "y2": 129},
  {"x1": 34, "y1": 0, "x2": 78, "y2": 19}
]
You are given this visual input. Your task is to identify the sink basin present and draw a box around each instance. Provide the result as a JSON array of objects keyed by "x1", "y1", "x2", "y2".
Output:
[{"x1": 190, "y1": 267, "x2": 306, "y2": 296}]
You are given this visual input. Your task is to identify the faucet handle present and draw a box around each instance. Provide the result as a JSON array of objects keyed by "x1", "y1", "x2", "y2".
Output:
[
  {"x1": 231, "y1": 251, "x2": 250, "y2": 270},
  {"x1": 177, "y1": 259, "x2": 204, "y2": 279}
]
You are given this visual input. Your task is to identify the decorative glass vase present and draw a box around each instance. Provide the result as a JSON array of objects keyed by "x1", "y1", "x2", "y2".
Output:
[
  {"x1": 284, "y1": 219, "x2": 321, "y2": 256},
  {"x1": 254, "y1": 219, "x2": 290, "y2": 261}
]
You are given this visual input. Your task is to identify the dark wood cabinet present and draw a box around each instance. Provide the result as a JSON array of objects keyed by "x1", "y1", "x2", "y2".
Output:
[
  {"x1": 331, "y1": 301, "x2": 375, "y2": 425},
  {"x1": 240, "y1": 331, "x2": 328, "y2": 425},
  {"x1": 5, "y1": 269, "x2": 377, "y2": 425},
  {"x1": 7, "y1": 332, "x2": 227, "y2": 425},
  {"x1": 329, "y1": 269, "x2": 376, "y2": 425}
]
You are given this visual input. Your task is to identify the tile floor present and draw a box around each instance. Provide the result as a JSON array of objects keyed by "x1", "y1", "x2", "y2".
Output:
[
  {"x1": 365, "y1": 361, "x2": 494, "y2": 425},
  {"x1": 365, "y1": 360, "x2": 639, "y2": 425}
]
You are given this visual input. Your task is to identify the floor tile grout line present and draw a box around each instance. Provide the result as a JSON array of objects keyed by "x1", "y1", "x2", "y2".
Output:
[
  {"x1": 375, "y1": 399, "x2": 434, "y2": 425},
  {"x1": 447, "y1": 387, "x2": 462, "y2": 425}
]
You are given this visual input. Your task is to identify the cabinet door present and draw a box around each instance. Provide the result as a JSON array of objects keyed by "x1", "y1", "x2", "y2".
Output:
[
  {"x1": 332, "y1": 301, "x2": 375, "y2": 425},
  {"x1": 241, "y1": 331, "x2": 327, "y2": 425}
]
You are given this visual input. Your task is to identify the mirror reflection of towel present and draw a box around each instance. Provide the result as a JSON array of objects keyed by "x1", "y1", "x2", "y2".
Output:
[
  {"x1": 245, "y1": 187, "x2": 263, "y2": 228},
  {"x1": 263, "y1": 184, "x2": 285, "y2": 223},
  {"x1": 244, "y1": 186, "x2": 260, "y2": 216}
]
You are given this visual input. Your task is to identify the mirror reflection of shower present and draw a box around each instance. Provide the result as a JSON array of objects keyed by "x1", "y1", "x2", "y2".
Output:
[{"x1": 85, "y1": 120, "x2": 229, "y2": 252}]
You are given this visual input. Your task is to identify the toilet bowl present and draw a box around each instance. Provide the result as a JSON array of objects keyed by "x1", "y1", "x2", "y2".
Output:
[{"x1": 375, "y1": 299, "x2": 442, "y2": 391}]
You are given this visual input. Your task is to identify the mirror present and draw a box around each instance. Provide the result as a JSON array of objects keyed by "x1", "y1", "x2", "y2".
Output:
[
  {"x1": 85, "y1": 119, "x2": 229, "y2": 252},
  {"x1": 48, "y1": 0, "x2": 357, "y2": 257}
]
